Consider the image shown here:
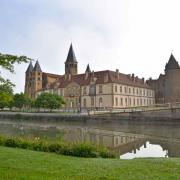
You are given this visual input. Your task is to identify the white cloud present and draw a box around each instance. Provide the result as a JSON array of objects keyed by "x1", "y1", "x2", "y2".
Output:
[{"x1": 1, "y1": 0, "x2": 180, "y2": 92}]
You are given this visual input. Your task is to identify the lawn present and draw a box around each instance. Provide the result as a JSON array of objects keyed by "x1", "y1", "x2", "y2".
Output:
[{"x1": 0, "y1": 146, "x2": 180, "y2": 180}]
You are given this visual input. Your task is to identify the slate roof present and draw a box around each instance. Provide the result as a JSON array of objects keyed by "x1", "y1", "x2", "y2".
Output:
[
  {"x1": 66, "y1": 43, "x2": 77, "y2": 63},
  {"x1": 85, "y1": 64, "x2": 91, "y2": 73},
  {"x1": 165, "y1": 54, "x2": 180, "y2": 71},
  {"x1": 33, "y1": 60, "x2": 42, "y2": 72},
  {"x1": 26, "y1": 61, "x2": 33, "y2": 73}
]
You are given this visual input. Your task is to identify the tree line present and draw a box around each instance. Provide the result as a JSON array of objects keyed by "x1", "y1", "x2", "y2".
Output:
[{"x1": 0, "y1": 53, "x2": 65, "y2": 111}]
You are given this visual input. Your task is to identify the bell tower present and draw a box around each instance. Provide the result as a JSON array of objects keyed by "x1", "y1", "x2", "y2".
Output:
[{"x1": 65, "y1": 43, "x2": 78, "y2": 75}]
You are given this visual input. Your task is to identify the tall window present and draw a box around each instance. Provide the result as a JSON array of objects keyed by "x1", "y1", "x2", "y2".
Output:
[
  {"x1": 129, "y1": 98, "x2": 131, "y2": 106},
  {"x1": 120, "y1": 98, "x2": 123, "y2": 106},
  {"x1": 115, "y1": 85, "x2": 117, "y2": 93},
  {"x1": 125, "y1": 98, "x2": 127, "y2": 106},
  {"x1": 133, "y1": 98, "x2": 135, "y2": 106},
  {"x1": 91, "y1": 97, "x2": 94, "y2": 106},
  {"x1": 83, "y1": 87, "x2": 87, "y2": 95},
  {"x1": 133, "y1": 88, "x2": 135, "y2": 94},
  {"x1": 115, "y1": 97, "x2": 118, "y2": 106},
  {"x1": 99, "y1": 85, "x2": 103, "y2": 94},
  {"x1": 120, "y1": 86, "x2": 122, "y2": 93},
  {"x1": 124, "y1": 87, "x2": 127, "y2": 94},
  {"x1": 83, "y1": 98, "x2": 86, "y2": 107},
  {"x1": 129, "y1": 88, "x2": 131, "y2": 94},
  {"x1": 99, "y1": 97, "x2": 103, "y2": 107}
]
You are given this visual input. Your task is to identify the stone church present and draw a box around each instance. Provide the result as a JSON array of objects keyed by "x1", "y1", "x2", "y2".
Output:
[{"x1": 25, "y1": 44, "x2": 155, "y2": 109}]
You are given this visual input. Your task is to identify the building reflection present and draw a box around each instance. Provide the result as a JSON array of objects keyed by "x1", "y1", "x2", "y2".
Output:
[{"x1": 1, "y1": 120, "x2": 180, "y2": 157}]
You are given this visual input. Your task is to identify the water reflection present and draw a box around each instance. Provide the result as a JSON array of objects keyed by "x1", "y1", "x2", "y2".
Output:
[{"x1": 0, "y1": 118, "x2": 180, "y2": 159}]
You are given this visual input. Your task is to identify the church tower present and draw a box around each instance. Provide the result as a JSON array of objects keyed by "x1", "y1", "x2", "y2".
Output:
[
  {"x1": 24, "y1": 60, "x2": 42, "y2": 99},
  {"x1": 32, "y1": 60, "x2": 42, "y2": 99},
  {"x1": 25, "y1": 61, "x2": 33, "y2": 98},
  {"x1": 65, "y1": 43, "x2": 78, "y2": 75}
]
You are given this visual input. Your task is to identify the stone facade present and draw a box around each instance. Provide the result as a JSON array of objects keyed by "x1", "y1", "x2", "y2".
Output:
[
  {"x1": 25, "y1": 44, "x2": 155, "y2": 109},
  {"x1": 147, "y1": 54, "x2": 180, "y2": 104}
]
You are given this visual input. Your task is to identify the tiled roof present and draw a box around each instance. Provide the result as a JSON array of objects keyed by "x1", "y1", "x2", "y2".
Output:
[
  {"x1": 45, "y1": 70, "x2": 153, "y2": 90},
  {"x1": 43, "y1": 72, "x2": 62, "y2": 78}
]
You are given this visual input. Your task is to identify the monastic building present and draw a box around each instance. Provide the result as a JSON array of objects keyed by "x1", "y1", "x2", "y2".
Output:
[
  {"x1": 147, "y1": 54, "x2": 180, "y2": 104},
  {"x1": 25, "y1": 44, "x2": 155, "y2": 109}
]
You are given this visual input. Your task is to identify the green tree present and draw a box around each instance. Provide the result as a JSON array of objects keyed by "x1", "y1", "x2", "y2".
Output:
[
  {"x1": 0, "y1": 91, "x2": 13, "y2": 109},
  {"x1": 35, "y1": 93, "x2": 65, "y2": 111},
  {"x1": 13, "y1": 93, "x2": 32, "y2": 109},
  {"x1": 0, "y1": 53, "x2": 32, "y2": 73},
  {"x1": 0, "y1": 53, "x2": 31, "y2": 110}
]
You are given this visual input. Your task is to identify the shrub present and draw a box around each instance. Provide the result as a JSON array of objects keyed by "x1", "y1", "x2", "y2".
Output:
[
  {"x1": 0, "y1": 136, "x2": 115, "y2": 159},
  {"x1": 4, "y1": 138, "x2": 18, "y2": 147}
]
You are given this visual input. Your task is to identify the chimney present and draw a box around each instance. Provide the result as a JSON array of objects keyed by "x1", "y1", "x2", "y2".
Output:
[
  {"x1": 104, "y1": 73, "x2": 109, "y2": 82},
  {"x1": 116, "y1": 69, "x2": 119, "y2": 79},
  {"x1": 142, "y1": 78, "x2": 145, "y2": 83}
]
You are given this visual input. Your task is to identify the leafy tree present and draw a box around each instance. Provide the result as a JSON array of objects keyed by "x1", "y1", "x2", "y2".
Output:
[
  {"x1": 35, "y1": 93, "x2": 65, "y2": 111},
  {"x1": 0, "y1": 53, "x2": 32, "y2": 110},
  {"x1": 0, "y1": 53, "x2": 32, "y2": 95},
  {"x1": 13, "y1": 93, "x2": 32, "y2": 109},
  {"x1": 0, "y1": 91, "x2": 13, "y2": 109},
  {"x1": 0, "y1": 53, "x2": 32, "y2": 73}
]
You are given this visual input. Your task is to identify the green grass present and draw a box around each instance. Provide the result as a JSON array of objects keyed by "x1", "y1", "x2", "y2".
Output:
[{"x1": 0, "y1": 146, "x2": 180, "y2": 179}]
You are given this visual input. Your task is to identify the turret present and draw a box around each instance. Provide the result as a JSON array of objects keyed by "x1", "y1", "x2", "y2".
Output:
[
  {"x1": 85, "y1": 64, "x2": 91, "y2": 73},
  {"x1": 65, "y1": 43, "x2": 78, "y2": 75},
  {"x1": 165, "y1": 53, "x2": 180, "y2": 72}
]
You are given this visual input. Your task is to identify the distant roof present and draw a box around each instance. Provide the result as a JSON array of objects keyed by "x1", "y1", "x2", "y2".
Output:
[
  {"x1": 65, "y1": 43, "x2": 77, "y2": 63},
  {"x1": 26, "y1": 61, "x2": 33, "y2": 73},
  {"x1": 165, "y1": 53, "x2": 180, "y2": 71},
  {"x1": 33, "y1": 60, "x2": 42, "y2": 72}
]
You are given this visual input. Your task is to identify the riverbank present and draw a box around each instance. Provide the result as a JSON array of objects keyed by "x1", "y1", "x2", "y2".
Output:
[
  {"x1": 1, "y1": 111, "x2": 180, "y2": 124},
  {"x1": 1, "y1": 146, "x2": 180, "y2": 179}
]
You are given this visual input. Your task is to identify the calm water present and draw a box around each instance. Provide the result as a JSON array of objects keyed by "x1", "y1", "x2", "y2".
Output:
[{"x1": 0, "y1": 118, "x2": 180, "y2": 159}]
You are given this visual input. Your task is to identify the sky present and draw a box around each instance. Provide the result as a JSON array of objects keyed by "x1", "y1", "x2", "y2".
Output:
[{"x1": 1, "y1": 0, "x2": 180, "y2": 93}]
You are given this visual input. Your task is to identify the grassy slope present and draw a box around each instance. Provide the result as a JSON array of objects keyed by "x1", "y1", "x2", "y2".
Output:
[{"x1": 0, "y1": 146, "x2": 180, "y2": 180}]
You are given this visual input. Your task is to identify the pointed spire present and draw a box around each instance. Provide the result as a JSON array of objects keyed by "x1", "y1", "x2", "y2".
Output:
[
  {"x1": 165, "y1": 53, "x2": 180, "y2": 71},
  {"x1": 66, "y1": 43, "x2": 77, "y2": 62},
  {"x1": 33, "y1": 60, "x2": 42, "y2": 72},
  {"x1": 85, "y1": 64, "x2": 91, "y2": 73},
  {"x1": 26, "y1": 61, "x2": 33, "y2": 73}
]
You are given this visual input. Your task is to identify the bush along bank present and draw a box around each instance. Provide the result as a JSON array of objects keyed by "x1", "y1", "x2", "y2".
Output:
[{"x1": 0, "y1": 136, "x2": 115, "y2": 158}]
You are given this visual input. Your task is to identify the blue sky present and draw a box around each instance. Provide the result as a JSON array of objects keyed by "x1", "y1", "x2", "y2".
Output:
[{"x1": 1, "y1": 0, "x2": 180, "y2": 92}]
